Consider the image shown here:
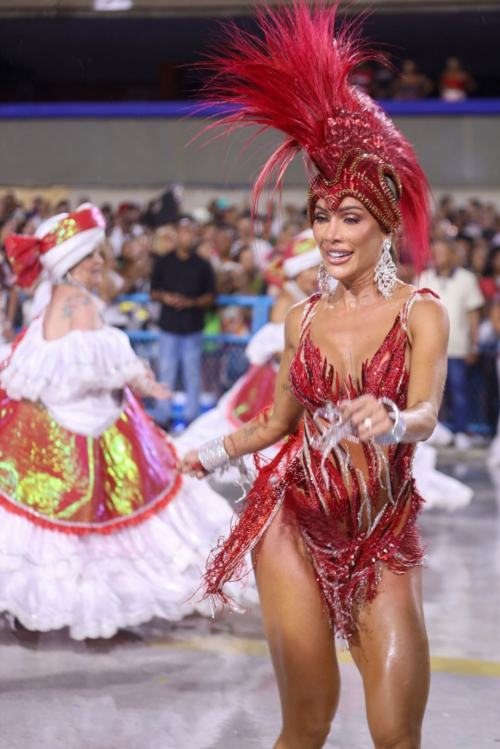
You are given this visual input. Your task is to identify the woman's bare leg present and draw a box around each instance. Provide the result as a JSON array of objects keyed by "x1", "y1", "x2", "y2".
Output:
[
  {"x1": 253, "y1": 506, "x2": 341, "y2": 749},
  {"x1": 350, "y1": 566, "x2": 430, "y2": 749}
]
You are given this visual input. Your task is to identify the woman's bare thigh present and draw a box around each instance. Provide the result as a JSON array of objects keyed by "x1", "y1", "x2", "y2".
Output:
[{"x1": 350, "y1": 565, "x2": 430, "y2": 748}]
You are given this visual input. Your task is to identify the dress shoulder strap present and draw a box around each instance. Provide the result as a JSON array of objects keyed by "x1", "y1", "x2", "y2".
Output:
[
  {"x1": 400, "y1": 287, "x2": 440, "y2": 334},
  {"x1": 298, "y1": 292, "x2": 322, "y2": 344}
]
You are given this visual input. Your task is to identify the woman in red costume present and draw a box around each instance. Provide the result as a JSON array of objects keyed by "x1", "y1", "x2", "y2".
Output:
[{"x1": 181, "y1": 4, "x2": 449, "y2": 748}]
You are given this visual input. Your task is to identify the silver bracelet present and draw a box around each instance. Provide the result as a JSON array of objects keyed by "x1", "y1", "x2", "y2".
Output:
[
  {"x1": 198, "y1": 435, "x2": 231, "y2": 473},
  {"x1": 375, "y1": 397, "x2": 407, "y2": 445}
]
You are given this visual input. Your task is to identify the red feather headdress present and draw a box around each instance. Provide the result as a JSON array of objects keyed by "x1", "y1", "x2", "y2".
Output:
[{"x1": 199, "y1": 1, "x2": 431, "y2": 271}]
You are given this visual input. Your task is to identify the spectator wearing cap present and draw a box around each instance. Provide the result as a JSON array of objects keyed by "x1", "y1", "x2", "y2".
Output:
[
  {"x1": 150, "y1": 217, "x2": 216, "y2": 428},
  {"x1": 419, "y1": 239, "x2": 484, "y2": 450}
]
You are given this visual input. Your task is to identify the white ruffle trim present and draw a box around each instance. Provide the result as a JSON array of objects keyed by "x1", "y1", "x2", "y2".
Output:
[
  {"x1": 0, "y1": 315, "x2": 146, "y2": 403},
  {"x1": 244, "y1": 322, "x2": 284, "y2": 366},
  {"x1": 0, "y1": 475, "x2": 257, "y2": 640},
  {"x1": 413, "y1": 443, "x2": 473, "y2": 511}
]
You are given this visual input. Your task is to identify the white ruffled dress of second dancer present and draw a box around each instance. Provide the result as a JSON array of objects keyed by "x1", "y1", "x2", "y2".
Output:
[{"x1": 0, "y1": 314, "x2": 256, "y2": 640}]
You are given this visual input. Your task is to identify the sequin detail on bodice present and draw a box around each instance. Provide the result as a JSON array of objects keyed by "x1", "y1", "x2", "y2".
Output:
[{"x1": 289, "y1": 291, "x2": 415, "y2": 410}]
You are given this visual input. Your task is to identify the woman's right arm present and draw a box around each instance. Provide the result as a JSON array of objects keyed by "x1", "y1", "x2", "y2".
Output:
[{"x1": 180, "y1": 301, "x2": 306, "y2": 476}]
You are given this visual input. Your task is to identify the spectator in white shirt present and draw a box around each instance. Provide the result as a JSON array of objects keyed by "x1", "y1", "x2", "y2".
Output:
[
  {"x1": 109, "y1": 203, "x2": 143, "y2": 259},
  {"x1": 419, "y1": 239, "x2": 484, "y2": 450}
]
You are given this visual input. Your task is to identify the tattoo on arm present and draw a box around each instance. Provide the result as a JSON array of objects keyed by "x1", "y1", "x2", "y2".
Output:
[
  {"x1": 243, "y1": 423, "x2": 260, "y2": 443},
  {"x1": 281, "y1": 382, "x2": 295, "y2": 400},
  {"x1": 62, "y1": 293, "x2": 91, "y2": 319}
]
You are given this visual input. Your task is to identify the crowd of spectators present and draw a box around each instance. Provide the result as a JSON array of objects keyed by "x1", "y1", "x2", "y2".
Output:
[
  {"x1": 1, "y1": 188, "x2": 500, "y2": 437},
  {"x1": 352, "y1": 56, "x2": 477, "y2": 101},
  {"x1": 0, "y1": 191, "x2": 311, "y2": 336},
  {"x1": 1, "y1": 189, "x2": 499, "y2": 304}
]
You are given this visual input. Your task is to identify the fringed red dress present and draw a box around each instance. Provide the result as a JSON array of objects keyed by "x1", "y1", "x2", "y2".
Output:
[{"x1": 201, "y1": 289, "x2": 437, "y2": 641}]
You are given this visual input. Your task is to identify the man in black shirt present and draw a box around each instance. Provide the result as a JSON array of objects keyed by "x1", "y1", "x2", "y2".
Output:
[{"x1": 150, "y1": 218, "x2": 216, "y2": 427}]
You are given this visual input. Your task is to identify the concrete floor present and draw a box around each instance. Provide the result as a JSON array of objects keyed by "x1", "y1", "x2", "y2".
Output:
[{"x1": 0, "y1": 456, "x2": 499, "y2": 749}]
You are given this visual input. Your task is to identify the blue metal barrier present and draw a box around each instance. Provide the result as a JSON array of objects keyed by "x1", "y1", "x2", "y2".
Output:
[
  {"x1": 117, "y1": 292, "x2": 274, "y2": 339},
  {"x1": 216, "y1": 295, "x2": 274, "y2": 335},
  {"x1": 121, "y1": 294, "x2": 273, "y2": 424},
  {"x1": 126, "y1": 329, "x2": 251, "y2": 346}
]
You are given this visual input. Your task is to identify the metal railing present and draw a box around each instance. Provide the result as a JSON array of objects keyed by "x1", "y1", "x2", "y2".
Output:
[{"x1": 118, "y1": 293, "x2": 275, "y2": 424}]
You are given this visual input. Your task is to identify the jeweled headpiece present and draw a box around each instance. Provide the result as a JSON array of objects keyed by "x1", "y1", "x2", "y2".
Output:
[{"x1": 199, "y1": 1, "x2": 431, "y2": 271}]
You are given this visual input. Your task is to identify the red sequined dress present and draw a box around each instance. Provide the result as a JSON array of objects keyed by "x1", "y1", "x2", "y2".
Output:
[{"x1": 202, "y1": 289, "x2": 437, "y2": 641}]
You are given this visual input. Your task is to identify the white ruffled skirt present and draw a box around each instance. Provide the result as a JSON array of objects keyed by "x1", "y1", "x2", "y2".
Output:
[{"x1": 0, "y1": 475, "x2": 256, "y2": 640}]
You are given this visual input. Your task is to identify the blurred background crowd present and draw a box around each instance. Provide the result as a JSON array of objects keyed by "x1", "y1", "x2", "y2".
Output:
[
  {"x1": 0, "y1": 186, "x2": 499, "y2": 447},
  {"x1": 353, "y1": 56, "x2": 477, "y2": 101},
  {"x1": 3, "y1": 188, "x2": 499, "y2": 322}
]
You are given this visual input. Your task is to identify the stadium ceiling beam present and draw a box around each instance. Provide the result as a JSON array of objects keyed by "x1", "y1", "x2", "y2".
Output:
[{"x1": 0, "y1": 0, "x2": 499, "y2": 16}]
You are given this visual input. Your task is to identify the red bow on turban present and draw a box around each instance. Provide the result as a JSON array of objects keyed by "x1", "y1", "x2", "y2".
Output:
[
  {"x1": 5, "y1": 234, "x2": 44, "y2": 288},
  {"x1": 5, "y1": 206, "x2": 106, "y2": 288}
]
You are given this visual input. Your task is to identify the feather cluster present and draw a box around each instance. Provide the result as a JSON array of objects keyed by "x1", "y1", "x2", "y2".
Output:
[{"x1": 198, "y1": 0, "x2": 431, "y2": 271}]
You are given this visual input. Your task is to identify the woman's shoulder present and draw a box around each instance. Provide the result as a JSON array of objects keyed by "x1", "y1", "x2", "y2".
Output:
[
  {"x1": 45, "y1": 286, "x2": 103, "y2": 336},
  {"x1": 397, "y1": 282, "x2": 441, "y2": 307},
  {"x1": 287, "y1": 291, "x2": 321, "y2": 320},
  {"x1": 408, "y1": 285, "x2": 443, "y2": 306},
  {"x1": 283, "y1": 292, "x2": 321, "y2": 343},
  {"x1": 403, "y1": 285, "x2": 448, "y2": 337}
]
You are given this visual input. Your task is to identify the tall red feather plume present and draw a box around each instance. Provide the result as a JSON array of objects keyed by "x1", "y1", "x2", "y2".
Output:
[{"x1": 197, "y1": 0, "x2": 431, "y2": 272}]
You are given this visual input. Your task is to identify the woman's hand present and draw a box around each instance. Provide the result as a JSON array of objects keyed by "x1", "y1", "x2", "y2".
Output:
[
  {"x1": 178, "y1": 450, "x2": 209, "y2": 479},
  {"x1": 339, "y1": 394, "x2": 393, "y2": 442},
  {"x1": 145, "y1": 381, "x2": 172, "y2": 400},
  {"x1": 130, "y1": 373, "x2": 172, "y2": 401}
]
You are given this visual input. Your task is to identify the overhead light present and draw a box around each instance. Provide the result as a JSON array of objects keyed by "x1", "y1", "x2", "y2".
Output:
[{"x1": 93, "y1": 0, "x2": 133, "y2": 10}]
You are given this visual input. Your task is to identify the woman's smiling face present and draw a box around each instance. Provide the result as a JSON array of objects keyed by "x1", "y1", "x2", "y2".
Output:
[{"x1": 312, "y1": 197, "x2": 390, "y2": 285}]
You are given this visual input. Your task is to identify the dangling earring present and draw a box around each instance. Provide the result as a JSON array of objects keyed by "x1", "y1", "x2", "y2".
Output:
[
  {"x1": 374, "y1": 238, "x2": 397, "y2": 299},
  {"x1": 318, "y1": 262, "x2": 334, "y2": 294}
]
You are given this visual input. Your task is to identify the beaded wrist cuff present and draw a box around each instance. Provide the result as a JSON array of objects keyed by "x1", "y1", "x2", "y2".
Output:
[
  {"x1": 198, "y1": 436, "x2": 231, "y2": 473},
  {"x1": 375, "y1": 397, "x2": 407, "y2": 445}
]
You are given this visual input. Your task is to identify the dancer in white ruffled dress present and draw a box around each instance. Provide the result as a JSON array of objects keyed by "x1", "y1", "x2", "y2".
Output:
[{"x1": 0, "y1": 204, "x2": 253, "y2": 640}]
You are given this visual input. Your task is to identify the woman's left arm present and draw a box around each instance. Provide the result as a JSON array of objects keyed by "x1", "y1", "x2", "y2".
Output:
[{"x1": 340, "y1": 296, "x2": 450, "y2": 444}]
